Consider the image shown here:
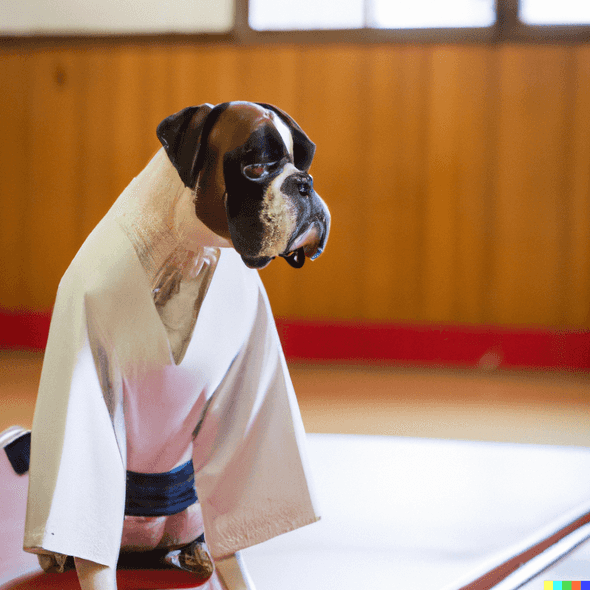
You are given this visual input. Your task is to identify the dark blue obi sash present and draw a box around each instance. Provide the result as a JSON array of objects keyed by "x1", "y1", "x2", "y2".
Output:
[
  {"x1": 4, "y1": 431, "x2": 31, "y2": 475},
  {"x1": 125, "y1": 460, "x2": 198, "y2": 517},
  {"x1": 3, "y1": 430, "x2": 196, "y2": 517}
]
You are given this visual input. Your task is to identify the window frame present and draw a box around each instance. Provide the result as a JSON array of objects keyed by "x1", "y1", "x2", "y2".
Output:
[
  {"x1": 235, "y1": 0, "x2": 590, "y2": 44},
  {"x1": 2, "y1": 0, "x2": 590, "y2": 46}
]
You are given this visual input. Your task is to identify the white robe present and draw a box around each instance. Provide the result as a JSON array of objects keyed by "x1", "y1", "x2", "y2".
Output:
[{"x1": 24, "y1": 151, "x2": 320, "y2": 569}]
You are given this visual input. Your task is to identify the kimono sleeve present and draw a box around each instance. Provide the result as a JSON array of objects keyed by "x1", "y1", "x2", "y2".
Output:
[
  {"x1": 23, "y1": 255, "x2": 127, "y2": 568},
  {"x1": 192, "y1": 279, "x2": 321, "y2": 560}
]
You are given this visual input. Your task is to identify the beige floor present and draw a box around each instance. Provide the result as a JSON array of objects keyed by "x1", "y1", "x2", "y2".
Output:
[{"x1": 1, "y1": 349, "x2": 589, "y2": 447}]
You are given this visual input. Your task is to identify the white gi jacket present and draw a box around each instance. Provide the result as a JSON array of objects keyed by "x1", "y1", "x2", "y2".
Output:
[{"x1": 24, "y1": 149, "x2": 320, "y2": 569}]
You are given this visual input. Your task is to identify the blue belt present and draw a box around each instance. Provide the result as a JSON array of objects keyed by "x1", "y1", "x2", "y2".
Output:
[
  {"x1": 4, "y1": 431, "x2": 31, "y2": 475},
  {"x1": 125, "y1": 460, "x2": 198, "y2": 517}
]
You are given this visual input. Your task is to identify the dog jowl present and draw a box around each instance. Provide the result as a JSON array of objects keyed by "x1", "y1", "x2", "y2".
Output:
[{"x1": 157, "y1": 101, "x2": 331, "y2": 269}]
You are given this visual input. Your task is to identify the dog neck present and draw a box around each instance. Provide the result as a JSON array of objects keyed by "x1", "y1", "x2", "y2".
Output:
[
  {"x1": 111, "y1": 148, "x2": 233, "y2": 364},
  {"x1": 112, "y1": 148, "x2": 232, "y2": 289}
]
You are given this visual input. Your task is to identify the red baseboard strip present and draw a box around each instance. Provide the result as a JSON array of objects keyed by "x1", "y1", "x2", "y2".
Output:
[
  {"x1": 1, "y1": 309, "x2": 588, "y2": 370},
  {"x1": 0, "y1": 310, "x2": 52, "y2": 351},
  {"x1": 274, "y1": 318, "x2": 590, "y2": 371}
]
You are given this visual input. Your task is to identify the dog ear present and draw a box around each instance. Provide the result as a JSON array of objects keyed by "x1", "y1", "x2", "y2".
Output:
[
  {"x1": 156, "y1": 104, "x2": 215, "y2": 188},
  {"x1": 256, "y1": 103, "x2": 316, "y2": 172}
]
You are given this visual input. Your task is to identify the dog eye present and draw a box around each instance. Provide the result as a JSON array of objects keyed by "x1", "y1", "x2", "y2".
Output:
[
  {"x1": 243, "y1": 163, "x2": 268, "y2": 180},
  {"x1": 243, "y1": 161, "x2": 282, "y2": 182}
]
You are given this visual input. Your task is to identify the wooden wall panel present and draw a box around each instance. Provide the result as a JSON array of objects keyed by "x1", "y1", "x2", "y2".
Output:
[
  {"x1": 0, "y1": 52, "x2": 29, "y2": 308},
  {"x1": 109, "y1": 47, "x2": 165, "y2": 194},
  {"x1": 363, "y1": 46, "x2": 429, "y2": 322},
  {"x1": 26, "y1": 50, "x2": 85, "y2": 309},
  {"x1": 423, "y1": 47, "x2": 463, "y2": 322},
  {"x1": 78, "y1": 48, "x2": 119, "y2": 238},
  {"x1": 569, "y1": 46, "x2": 590, "y2": 327},
  {"x1": 284, "y1": 45, "x2": 370, "y2": 320},
  {"x1": 494, "y1": 46, "x2": 571, "y2": 326},
  {"x1": 450, "y1": 48, "x2": 496, "y2": 325},
  {"x1": 1, "y1": 42, "x2": 589, "y2": 328}
]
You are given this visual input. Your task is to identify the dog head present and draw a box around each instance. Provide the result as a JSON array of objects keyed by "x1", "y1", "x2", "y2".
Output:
[{"x1": 156, "y1": 101, "x2": 330, "y2": 269}]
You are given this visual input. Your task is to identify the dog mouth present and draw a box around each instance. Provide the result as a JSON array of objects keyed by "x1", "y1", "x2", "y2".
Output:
[
  {"x1": 241, "y1": 255, "x2": 274, "y2": 270},
  {"x1": 280, "y1": 247, "x2": 306, "y2": 269},
  {"x1": 240, "y1": 248, "x2": 305, "y2": 270},
  {"x1": 240, "y1": 220, "x2": 328, "y2": 270},
  {"x1": 279, "y1": 223, "x2": 324, "y2": 268}
]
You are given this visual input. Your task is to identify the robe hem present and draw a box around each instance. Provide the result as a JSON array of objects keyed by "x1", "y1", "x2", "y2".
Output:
[
  {"x1": 209, "y1": 514, "x2": 321, "y2": 560},
  {"x1": 23, "y1": 537, "x2": 113, "y2": 568}
]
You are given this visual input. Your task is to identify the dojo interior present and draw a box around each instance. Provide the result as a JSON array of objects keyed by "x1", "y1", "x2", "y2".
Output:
[
  {"x1": 1, "y1": 2, "x2": 590, "y2": 588},
  {"x1": 1, "y1": 1, "x2": 589, "y2": 444}
]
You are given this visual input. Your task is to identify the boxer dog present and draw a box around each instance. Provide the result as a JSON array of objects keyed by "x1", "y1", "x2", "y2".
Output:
[
  {"x1": 157, "y1": 101, "x2": 330, "y2": 270},
  {"x1": 22, "y1": 102, "x2": 330, "y2": 590}
]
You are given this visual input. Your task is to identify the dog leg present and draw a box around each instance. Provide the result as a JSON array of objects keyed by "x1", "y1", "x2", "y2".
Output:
[
  {"x1": 163, "y1": 533, "x2": 214, "y2": 580},
  {"x1": 74, "y1": 557, "x2": 117, "y2": 590},
  {"x1": 215, "y1": 553, "x2": 255, "y2": 590}
]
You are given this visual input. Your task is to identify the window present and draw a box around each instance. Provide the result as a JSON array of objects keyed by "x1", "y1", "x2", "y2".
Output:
[
  {"x1": 246, "y1": 0, "x2": 590, "y2": 42},
  {"x1": 520, "y1": 0, "x2": 590, "y2": 25},
  {"x1": 249, "y1": 0, "x2": 496, "y2": 31},
  {"x1": 249, "y1": 0, "x2": 364, "y2": 31},
  {"x1": 0, "y1": 0, "x2": 234, "y2": 35},
  {"x1": 2, "y1": 0, "x2": 589, "y2": 42},
  {"x1": 369, "y1": 0, "x2": 495, "y2": 29}
]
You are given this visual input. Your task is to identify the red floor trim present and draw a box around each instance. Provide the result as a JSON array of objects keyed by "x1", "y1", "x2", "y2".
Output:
[
  {"x1": 0, "y1": 310, "x2": 52, "y2": 351},
  {"x1": 1, "y1": 309, "x2": 588, "y2": 370},
  {"x1": 275, "y1": 318, "x2": 590, "y2": 371}
]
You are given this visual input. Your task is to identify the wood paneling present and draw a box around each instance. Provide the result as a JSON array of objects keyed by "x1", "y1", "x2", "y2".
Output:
[
  {"x1": 494, "y1": 46, "x2": 571, "y2": 326},
  {"x1": 27, "y1": 50, "x2": 85, "y2": 308},
  {"x1": 363, "y1": 46, "x2": 429, "y2": 322},
  {"x1": 289, "y1": 45, "x2": 370, "y2": 319},
  {"x1": 79, "y1": 48, "x2": 118, "y2": 238},
  {"x1": 569, "y1": 46, "x2": 590, "y2": 326},
  {"x1": 0, "y1": 52, "x2": 29, "y2": 308},
  {"x1": 1, "y1": 43, "x2": 589, "y2": 328}
]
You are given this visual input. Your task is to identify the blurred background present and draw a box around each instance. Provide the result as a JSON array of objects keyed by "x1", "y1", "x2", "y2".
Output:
[{"x1": 1, "y1": 0, "x2": 589, "y2": 446}]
